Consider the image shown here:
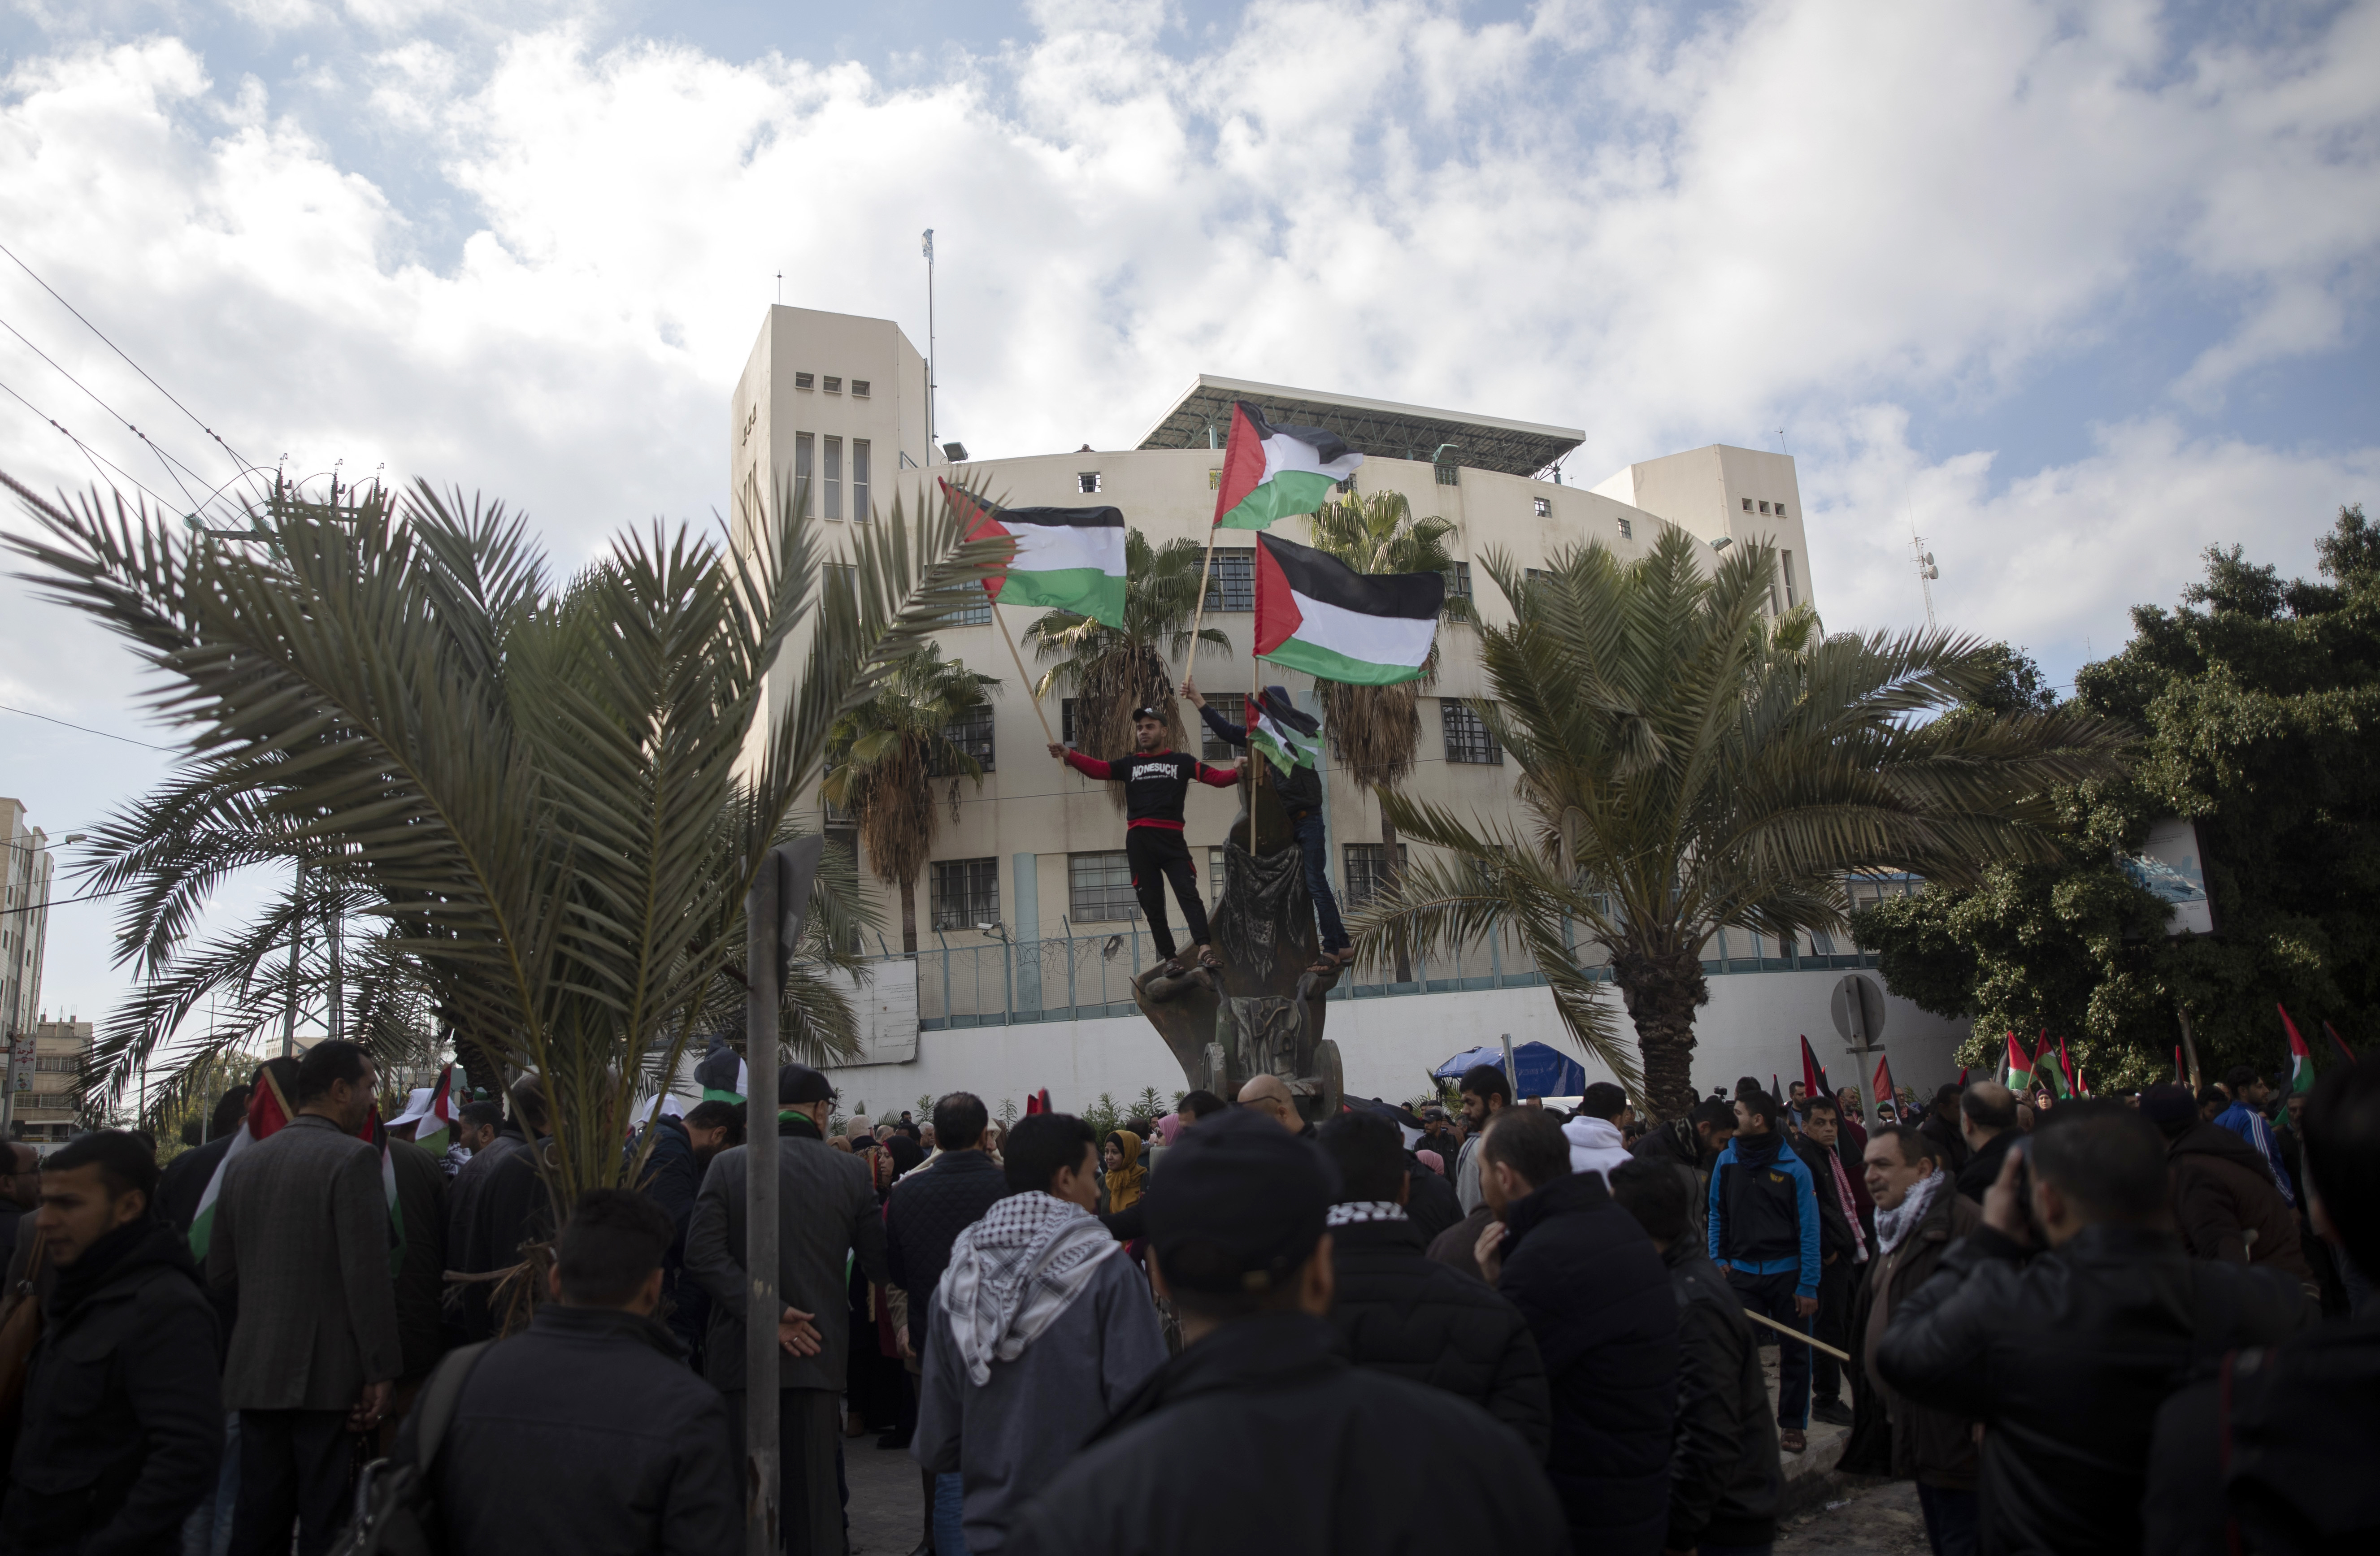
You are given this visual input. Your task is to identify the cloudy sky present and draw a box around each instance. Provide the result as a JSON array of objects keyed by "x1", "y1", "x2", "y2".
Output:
[{"x1": 2, "y1": 0, "x2": 2375, "y2": 1036}]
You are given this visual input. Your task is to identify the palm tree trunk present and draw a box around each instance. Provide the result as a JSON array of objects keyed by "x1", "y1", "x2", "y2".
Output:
[
  {"x1": 1381, "y1": 811, "x2": 1411, "y2": 984},
  {"x1": 1611, "y1": 943, "x2": 1707, "y2": 1118},
  {"x1": 899, "y1": 874, "x2": 918, "y2": 956}
]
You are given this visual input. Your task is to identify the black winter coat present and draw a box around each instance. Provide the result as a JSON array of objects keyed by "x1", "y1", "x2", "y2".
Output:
[
  {"x1": 635, "y1": 1116, "x2": 704, "y2": 1361},
  {"x1": 1661, "y1": 1242, "x2": 1779, "y2": 1552},
  {"x1": 2, "y1": 1223, "x2": 222, "y2": 1556},
  {"x1": 884, "y1": 1149, "x2": 1010, "y2": 1354},
  {"x1": 2143, "y1": 1314, "x2": 2380, "y2": 1556},
  {"x1": 445, "y1": 1127, "x2": 533, "y2": 1344},
  {"x1": 1003, "y1": 1312, "x2": 1567, "y2": 1556},
  {"x1": 1632, "y1": 1122, "x2": 1709, "y2": 1244},
  {"x1": 1401, "y1": 1156, "x2": 1461, "y2": 1245},
  {"x1": 1495, "y1": 1170, "x2": 1679, "y2": 1556},
  {"x1": 433, "y1": 1303, "x2": 738, "y2": 1556},
  {"x1": 1325, "y1": 1215, "x2": 1550, "y2": 1458},
  {"x1": 1876, "y1": 1223, "x2": 2309, "y2": 1556},
  {"x1": 1789, "y1": 1134, "x2": 1860, "y2": 1265},
  {"x1": 1953, "y1": 1127, "x2": 2018, "y2": 1204}
]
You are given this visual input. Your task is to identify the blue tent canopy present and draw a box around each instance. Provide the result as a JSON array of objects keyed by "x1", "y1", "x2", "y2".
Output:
[{"x1": 1433, "y1": 1041, "x2": 1587, "y2": 1099}]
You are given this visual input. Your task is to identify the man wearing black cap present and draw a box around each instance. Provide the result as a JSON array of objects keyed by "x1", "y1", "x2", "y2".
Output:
[
  {"x1": 1181, "y1": 679, "x2": 1351, "y2": 974},
  {"x1": 686, "y1": 1062, "x2": 888, "y2": 1556},
  {"x1": 1048, "y1": 704, "x2": 1238, "y2": 977},
  {"x1": 1004, "y1": 1110, "x2": 1566, "y2": 1556}
]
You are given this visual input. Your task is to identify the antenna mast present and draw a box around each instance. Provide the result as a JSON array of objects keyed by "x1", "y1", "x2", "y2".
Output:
[
  {"x1": 921, "y1": 229, "x2": 936, "y2": 467},
  {"x1": 1910, "y1": 531, "x2": 1939, "y2": 630}
]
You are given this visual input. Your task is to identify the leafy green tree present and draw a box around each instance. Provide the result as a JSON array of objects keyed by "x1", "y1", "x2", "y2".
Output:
[
  {"x1": 1855, "y1": 507, "x2": 2380, "y2": 1084},
  {"x1": 1354, "y1": 528, "x2": 2127, "y2": 1117}
]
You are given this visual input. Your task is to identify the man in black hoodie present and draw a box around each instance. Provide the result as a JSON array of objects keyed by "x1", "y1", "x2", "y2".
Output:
[
  {"x1": 2145, "y1": 1053, "x2": 2380, "y2": 1554},
  {"x1": 4, "y1": 1131, "x2": 222, "y2": 1554},
  {"x1": 1607, "y1": 1156, "x2": 1780, "y2": 1556},
  {"x1": 1477, "y1": 1106, "x2": 1678, "y2": 1556}
]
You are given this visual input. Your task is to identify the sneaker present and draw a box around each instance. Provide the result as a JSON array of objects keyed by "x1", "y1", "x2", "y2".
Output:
[
  {"x1": 1779, "y1": 1426, "x2": 1807, "y2": 1454},
  {"x1": 1811, "y1": 1398, "x2": 1854, "y2": 1426}
]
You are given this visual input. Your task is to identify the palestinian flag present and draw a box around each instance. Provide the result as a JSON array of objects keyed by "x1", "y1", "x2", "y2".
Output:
[
  {"x1": 1249, "y1": 688, "x2": 1321, "y2": 777},
  {"x1": 1212, "y1": 401, "x2": 1364, "y2": 530},
  {"x1": 1254, "y1": 533, "x2": 1443, "y2": 685},
  {"x1": 2280, "y1": 1004, "x2": 2317, "y2": 1097},
  {"x1": 370, "y1": 1103, "x2": 405, "y2": 1278},
  {"x1": 410, "y1": 1062, "x2": 462, "y2": 1157},
  {"x1": 2175, "y1": 1045, "x2": 2187, "y2": 1084},
  {"x1": 1799, "y1": 1036, "x2": 1826, "y2": 1103},
  {"x1": 2004, "y1": 1032, "x2": 2034, "y2": 1092},
  {"x1": 2326, "y1": 1021, "x2": 2356, "y2": 1066},
  {"x1": 188, "y1": 1066, "x2": 295, "y2": 1261},
  {"x1": 695, "y1": 1040, "x2": 747, "y2": 1103},
  {"x1": 2057, "y1": 1037, "x2": 2079, "y2": 1097},
  {"x1": 2036, "y1": 1034, "x2": 2069, "y2": 1099},
  {"x1": 1873, "y1": 1053, "x2": 1898, "y2": 1115},
  {"x1": 942, "y1": 480, "x2": 1126, "y2": 628}
]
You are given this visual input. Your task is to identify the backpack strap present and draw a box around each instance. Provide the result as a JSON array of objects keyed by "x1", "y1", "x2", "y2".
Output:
[{"x1": 408, "y1": 1341, "x2": 492, "y2": 1471}]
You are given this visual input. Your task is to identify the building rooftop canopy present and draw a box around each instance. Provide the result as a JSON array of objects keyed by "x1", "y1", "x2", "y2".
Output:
[{"x1": 1135, "y1": 374, "x2": 1585, "y2": 478}]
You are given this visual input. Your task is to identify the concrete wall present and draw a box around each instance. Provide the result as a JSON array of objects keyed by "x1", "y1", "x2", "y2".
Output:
[{"x1": 814, "y1": 967, "x2": 1968, "y2": 1118}]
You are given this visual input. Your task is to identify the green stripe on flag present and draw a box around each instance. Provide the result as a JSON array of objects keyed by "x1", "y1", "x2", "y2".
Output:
[
  {"x1": 1001, "y1": 567, "x2": 1126, "y2": 626},
  {"x1": 1259, "y1": 635, "x2": 1429, "y2": 686},
  {"x1": 1217, "y1": 471, "x2": 1340, "y2": 530}
]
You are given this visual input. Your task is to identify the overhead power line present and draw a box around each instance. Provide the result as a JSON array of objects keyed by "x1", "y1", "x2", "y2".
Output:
[
  {"x1": 0, "y1": 702, "x2": 181, "y2": 751},
  {"x1": 0, "y1": 373, "x2": 182, "y2": 513},
  {"x1": 0, "y1": 311, "x2": 206, "y2": 511}
]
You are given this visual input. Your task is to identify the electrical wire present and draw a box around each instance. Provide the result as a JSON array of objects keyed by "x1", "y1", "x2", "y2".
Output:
[
  {"x1": 0, "y1": 374, "x2": 182, "y2": 513},
  {"x1": 0, "y1": 882, "x2": 139, "y2": 917},
  {"x1": 0, "y1": 702, "x2": 180, "y2": 751},
  {"x1": 0, "y1": 311, "x2": 209, "y2": 511}
]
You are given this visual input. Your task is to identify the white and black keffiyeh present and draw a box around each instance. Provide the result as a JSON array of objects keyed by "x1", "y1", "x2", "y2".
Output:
[
  {"x1": 1875, "y1": 1167, "x2": 1946, "y2": 1257},
  {"x1": 1325, "y1": 1201, "x2": 1408, "y2": 1226},
  {"x1": 938, "y1": 1191, "x2": 1121, "y2": 1386}
]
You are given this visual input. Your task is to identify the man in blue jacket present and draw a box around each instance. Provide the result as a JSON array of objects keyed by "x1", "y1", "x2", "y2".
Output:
[{"x1": 1708, "y1": 1088, "x2": 1821, "y2": 1454}]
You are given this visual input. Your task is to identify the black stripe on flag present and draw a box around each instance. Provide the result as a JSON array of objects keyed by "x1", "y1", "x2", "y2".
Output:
[
  {"x1": 994, "y1": 503, "x2": 1124, "y2": 529},
  {"x1": 1258, "y1": 532, "x2": 1445, "y2": 620},
  {"x1": 1236, "y1": 400, "x2": 1352, "y2": 468}
]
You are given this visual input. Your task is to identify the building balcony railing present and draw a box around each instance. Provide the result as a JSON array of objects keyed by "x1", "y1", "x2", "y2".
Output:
[{"x1": 883, "y1": 921, "x2": 1879, "y2": 1032}]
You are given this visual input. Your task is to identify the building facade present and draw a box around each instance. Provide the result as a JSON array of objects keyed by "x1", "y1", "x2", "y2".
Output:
[
  {"x1": 728, "y1": 307, "x2": 1958, "y2": 1107},
  {"x1": 15, "y1": 1018, "x2": 92, "y2": 1146},
  {"x1": 2, "y1": 799, "x2": 55, "y2": 1136}
]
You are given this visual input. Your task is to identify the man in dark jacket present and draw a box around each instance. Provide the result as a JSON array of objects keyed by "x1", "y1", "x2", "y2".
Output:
[
  {"x1": 445, "y1": 1079, "x2": 541, "y2": 1344},
  {"x1": 1607, "y1": 1157, "x2": 1780, "y2": 1556},
  {"x1": 152, "y1": 1085, "x2": 250, "y2": 1234},
  {"x1": 1316, "y1": 1110, "x2": 1550, "y2": 1457},
  {"x1": 2141, "y1": 1084, "x2": 2316, "y2": 1295},
  {"x1": 1876, "y1": 1101, "x2": 2308, "y2": 1556},
  {"x1": 384, "y1": 1131, "x2": 447, "y2": 1448},
  {"x1": 686, "y1": 1063, "x2": 887, "y2": 1556},
  {"x1": 1183, "y1": 680, "x2": 1351, "y2": 973},
  {"x1": 887, "y1": 1090, "x2": 1011, "y2": 1555},
  {"x1": 3, "y1": 1131, "x2": 221, "y2": 1556},
  {"x1": 1629, "y1": 1099, "x2": 1734, "y2": 1246},
  {"x1": 1952, "y1": 1081, "x2": 2020, "y2": 1204},
  {"x1": 1916, "y1": 1084, "x2": 1970, "y2": 1178},
  {"x1": 1003, "y1": 1110, "x2": 1566, "y2": 1556},
  {"x1": 1708, "y1": 1088, "x2": 1821, "y2": 1454},
  {"x1": 1861, "y1": 1124, "x2": 1983, "y2": 1556},
  {"x1": 1478, "y1": 1106, "x2": 1676, "y2": 1556},
  {"x1": 634, "y1": 1107, "x2": 702, "y2": 1363},
  {"x1": 2144, "y1": 1053, "x2": 2380, "y2": 1555},
  {"x1": 433, "y1": 1188, "x2": 737, "y2": 1555},
  {"x1": 1789, "y1": 1097, "x2": 1866, "y2": 1427}
]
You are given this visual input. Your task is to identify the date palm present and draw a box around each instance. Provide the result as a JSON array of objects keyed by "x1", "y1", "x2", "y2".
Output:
[
  {"x1": 1352, "y1": 527, "x2": 2129, "y2": 1117},
  {"x1": 822, "y1": 646, "x2": 999, "y2": 954},
  {"x1": 6, "y1": 469, "x2": 998, "y2": 1214},
  {"x1": 1023, "y1": 529, "x2": 1228, "y2": 799},
  {"x1": 1304, "y1": 490, "x2": 1474, "y2": 978}
]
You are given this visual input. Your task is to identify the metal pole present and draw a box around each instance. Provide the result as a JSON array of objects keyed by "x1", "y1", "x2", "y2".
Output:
[
  {"x1": 1501, "y1": 1032, "x2": 1517, "y2": 1100},
  {"x1": 282, "y1": 857, "x2": 304, "y2": 1058},
  {"x1": 328, "y1": 901, "x2": 344, "y2": 1044},
  {"x1": 743, "y1": 856, "x2": 782, "y2": 1556},
  {"x1": 921, "y1": 230, "x2": 936, "y2": 465}
]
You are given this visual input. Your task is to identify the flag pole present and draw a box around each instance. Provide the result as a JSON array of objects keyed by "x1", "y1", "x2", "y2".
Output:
[
  {"x1": 989, "y1": 594, "x2": 1055, "y2": 745},
  {"x1": 1184, "y1": 524, "x2": 1220, "y2": 691}
]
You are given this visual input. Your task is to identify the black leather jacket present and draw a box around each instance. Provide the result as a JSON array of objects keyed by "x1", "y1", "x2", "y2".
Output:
[{"x1": 1876, "y1": 1223, "x2": 2307, "y2": 1555}]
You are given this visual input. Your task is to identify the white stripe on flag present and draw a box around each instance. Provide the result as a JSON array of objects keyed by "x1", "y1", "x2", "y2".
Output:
[
  {"x1": 1008, "y1": 523, "x2": 1125, "y2": 576},
  {"x1": 1287, "y1": 588, "x2": 1438, "y2": 669},
  {"x1": 1262, "y1": 433, "x2": 1363, "y2": 483}
]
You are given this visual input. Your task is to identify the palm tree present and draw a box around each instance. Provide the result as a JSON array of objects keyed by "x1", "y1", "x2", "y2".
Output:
[
  {"x1": 821, "y1": 646, "x2": 999, "y2": 954},
  {"x1": 1304, "y1": 490, "x2": 1475, "y2": 980},
  {"x1": 1023, "y1": 529, "x2": 1228, "y2": 793},
  {"x1": 6, "y1": 469, "x2": 998, "y2": 1214},
  {"x1": 1352, "y1": 527, "x2": 2129, "y2": 1117}
]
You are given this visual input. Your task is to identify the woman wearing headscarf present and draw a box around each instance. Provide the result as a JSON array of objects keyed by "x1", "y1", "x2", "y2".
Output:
[{"x1": 1102, "y1": 1129, "x2": 1147, "y2": 1215}]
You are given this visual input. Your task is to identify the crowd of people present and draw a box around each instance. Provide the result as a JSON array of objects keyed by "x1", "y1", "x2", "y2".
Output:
[{"x1": 0, "y1": 1033, "x2": 2374, "y2": 1556}]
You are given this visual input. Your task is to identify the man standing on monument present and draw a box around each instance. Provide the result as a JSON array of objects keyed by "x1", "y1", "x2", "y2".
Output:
[
  {"x1": 1048, "y1": 705, "x2": 1239, "y2": 978},
  {"x1": 1180, "y1": 680, "x2": 1352, "y2": 975}
]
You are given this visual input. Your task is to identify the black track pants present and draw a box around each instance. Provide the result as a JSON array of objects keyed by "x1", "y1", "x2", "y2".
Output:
[{"x1": 1128, "y1": 826, "x2": 1210, "y2": 960}]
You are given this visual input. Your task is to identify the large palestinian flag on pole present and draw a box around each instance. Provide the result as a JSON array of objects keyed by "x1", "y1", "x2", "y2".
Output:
[
  {"x1": 1212, "y1": 402, "x2": 1364, "y2": 530},
  {"x1": 1248, "y1": 688, "x2": 1321, "y2": 777},
  {"x1": 2003, "y1": 1032, "x2": 2034, "y2": 1092},
  {"x1": 188, "y1": 1065, "x2": 295, "y2": 1261},
  {"x1": 1253, "y1": 533, "x2": 1442, "y2": 685},
  {"x1": 941, "y1": 480, "x2": 1126, "y2": 628}
]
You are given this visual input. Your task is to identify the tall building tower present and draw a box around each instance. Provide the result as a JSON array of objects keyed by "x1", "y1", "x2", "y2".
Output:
[{"x1": 1, "y1": 799, "x2": 55, "y2": 1134}]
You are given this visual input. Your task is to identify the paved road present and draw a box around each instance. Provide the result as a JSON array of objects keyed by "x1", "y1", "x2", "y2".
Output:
[{"x1": 1779, "y1": 1477, "x2": 1933, "y2": 1553}]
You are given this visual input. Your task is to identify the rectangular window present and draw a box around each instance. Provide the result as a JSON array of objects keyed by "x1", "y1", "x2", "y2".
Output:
[
  {"x1": 852, "y1": 438, "x2": 871, "y2": 523},
  {"x1": 1617, "y1": 517, "x2": 1633, "y2": 540},
  {"x1": 1207, "y1": 467, "x2": 1221, "y2": 490},
  {"x1": 1061, "y1": 698, "x2": 1078, "y2": 747},
  {"x1": 1847, "y1": 873, "x2": 1925, "y2": 912},
  {"x1": 1782, "y1": 550, "x2": 1797, "y2": 609},
  {"x1": 1342, "y1": 843, "x2": 1409, "y2": 910},
  {"x1": 823, "y1": 376, "x2": 843, "y2": 394},
  {"x1": 1741, "y1": 497, "x2": 1753, "y2": 511},
  {"x1": 1532, "y1": 496, "x2": 1551, "y2": 518},
  {"x1": 1077, "y1": 471, "x2": 1101, "y2": 494},
  {"x1": 1446, "y1": 560, "x2": 1472, "y2": 602},
  {"x1": 1199, "y1": 694, "x2": 1246, "y2": 760},
  {"x1": 1774, "y1": 503, "x2": 1788, "y2": 519},
  {"x1": 929, "y1": 858, "x2": 1000, "y2": 931},
  {"x1": 851, "y1": 379, "x2": 871, "y2": 398},
  {"x1": 1442, "y1": 699, "x2": 1503, "y2": 765},
  {"x1": 823, "y1": 436, "x2": 843, "y2": 521},
  {"x1": 1205, "y1": 550, "x2": 1254, "y2": 611},
  {"x1": 794, "y1": 432, "x2": 814, "y2": 511},
  {"x1": 938, "y1": 703, "x2": 995, "y2": 773},
  {"x1": 1208, "y1": 845, "x2": 1227, "y2": 902},
  {"x1": 795, "y1": 372, "x2": 815, "y2": 391},
  {"x1": 946, "y1": 592, "x2": 992, "y2": 627},
  {"x1": 1434, "y1": 461, "x2": 1460, "y2": 487},
  {"x1": 1068, "y1": 851, "x2": 1140, "y2": 922},
  {"x1": 1759, "y1": 500, "x2": 1771, "y2": 514}
]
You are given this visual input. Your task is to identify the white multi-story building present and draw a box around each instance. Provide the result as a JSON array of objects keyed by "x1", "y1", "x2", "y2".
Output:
[
  {"x1": 2, "y1": 799, "x2": 56, "y2": 1137},
  {"x1": 729, "y1": 305, "x2": 1956, "y2": 1114}
]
